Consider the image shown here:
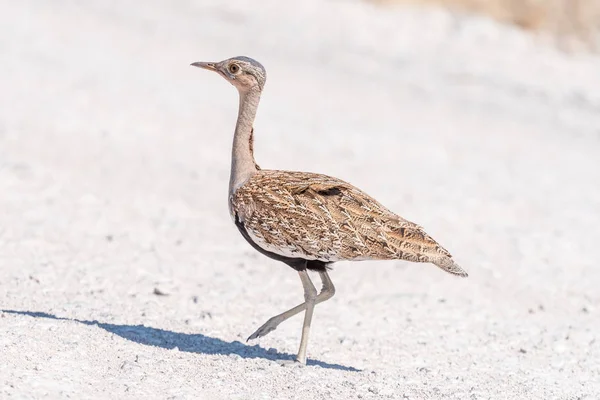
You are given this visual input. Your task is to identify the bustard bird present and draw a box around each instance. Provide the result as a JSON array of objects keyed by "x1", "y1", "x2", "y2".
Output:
[{"x1": 191, "y1": 56, "x2": 467, "y2": 365}]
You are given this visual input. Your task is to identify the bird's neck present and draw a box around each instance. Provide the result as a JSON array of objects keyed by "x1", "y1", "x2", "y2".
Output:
[{"x1": 229, "y1": 88, "x2": 261, "y2": 195}]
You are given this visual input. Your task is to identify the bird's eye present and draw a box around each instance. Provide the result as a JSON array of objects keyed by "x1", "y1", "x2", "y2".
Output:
[{"x1": 228, "y1": 63, "x2": 240, "y2": 74}]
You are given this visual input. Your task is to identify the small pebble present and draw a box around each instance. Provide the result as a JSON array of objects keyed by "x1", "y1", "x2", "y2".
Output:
[
  {"x1": 153, "y1": 288, "x2": 169, "y2": 296},
  {"x1": 368, "y1": 386, "x2": 379, "y2": 394},
  {"x1": 199, "y1": 311, "x2": 212, "y2": 319}
]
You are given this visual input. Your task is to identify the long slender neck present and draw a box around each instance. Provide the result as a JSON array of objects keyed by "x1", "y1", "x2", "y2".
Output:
[{"x1": 229, "y1": 88, "x2": 261, "y2": 195}]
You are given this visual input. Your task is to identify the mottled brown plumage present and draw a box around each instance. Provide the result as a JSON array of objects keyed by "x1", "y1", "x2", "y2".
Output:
[
  {"x1": 232, "y1": 170, "x2": 467, "y2": 276},
  {"x1": 192, "y1": 56, "x2": 467, "y2": 365}
]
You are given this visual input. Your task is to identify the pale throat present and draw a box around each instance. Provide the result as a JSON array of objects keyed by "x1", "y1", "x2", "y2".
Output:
[{"x1": 229, "y1": 88, "x2": 261, "y2": 196}]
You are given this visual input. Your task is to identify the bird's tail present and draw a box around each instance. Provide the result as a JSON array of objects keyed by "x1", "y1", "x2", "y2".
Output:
[{"x1": 433, "y1": 257, "x2": 468, "y2": 277}]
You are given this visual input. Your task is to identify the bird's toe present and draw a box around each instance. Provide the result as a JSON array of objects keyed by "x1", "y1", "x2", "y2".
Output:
[
  {"x1": 247, "y1": 317, "x2": 281, "y2": 341},
  {"x1": 277, "y1": 359, "x2": 305, "y2": 367}
]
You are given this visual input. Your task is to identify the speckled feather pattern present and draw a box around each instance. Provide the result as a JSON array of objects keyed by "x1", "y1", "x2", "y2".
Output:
[{"x1": 231, "y1": 170, "x2": 467, "y2": 277}]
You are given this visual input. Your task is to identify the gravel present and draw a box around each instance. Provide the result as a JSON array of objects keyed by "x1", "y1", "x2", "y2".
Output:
[{"x1": 1, "y1": 0, "x2": 599, "y2": 398}]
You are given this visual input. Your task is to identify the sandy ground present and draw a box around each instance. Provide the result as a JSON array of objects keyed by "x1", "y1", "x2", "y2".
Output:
[{"x1": 1, "y1": 0, "x2": 599, "y2": 399}]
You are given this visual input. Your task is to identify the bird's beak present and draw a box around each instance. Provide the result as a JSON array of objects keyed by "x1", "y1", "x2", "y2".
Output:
[{"x1": 191, "y1": 61, "x2": 216, "y2": 71}]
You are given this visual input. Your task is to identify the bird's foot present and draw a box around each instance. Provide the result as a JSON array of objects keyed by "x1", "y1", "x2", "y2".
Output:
[
  {"x1": 247, "y1": 316, "x2": 282, "y2": 341},
  {"x1": 277, "y1": 359, "x2": 305, "y2": 367}
]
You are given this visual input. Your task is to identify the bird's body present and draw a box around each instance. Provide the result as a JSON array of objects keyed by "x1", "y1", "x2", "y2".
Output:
[
  {"x1": 232, "y1": 170, "x2": 465, "y2": 275},
  {"x1": 192, "y1": 56, "x2": 467, "y2": 365}
]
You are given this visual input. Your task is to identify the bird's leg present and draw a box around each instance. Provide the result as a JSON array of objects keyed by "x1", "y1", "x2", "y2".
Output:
[
  {"x1": 295, "y1": 269, "x2": 317, "y2": 364},
  {"x1": 247, "y1": 271, "x2": 335, "y2": 341},
  {"x1": 317, "y1": 270, "x2": 335, "y2": 301}
]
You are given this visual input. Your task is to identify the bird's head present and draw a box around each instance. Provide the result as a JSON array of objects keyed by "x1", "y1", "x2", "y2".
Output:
[{"x1": 191, "y1": 56, "x2": 267, "y2": 93}]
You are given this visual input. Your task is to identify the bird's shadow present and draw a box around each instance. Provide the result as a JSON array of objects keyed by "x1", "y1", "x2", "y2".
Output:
[{"x1": 2, "y1": 309, "x2": 359, "y2": 372}]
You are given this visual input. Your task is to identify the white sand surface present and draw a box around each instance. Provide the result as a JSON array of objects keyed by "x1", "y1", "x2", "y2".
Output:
[{"x1": 1, "y1": 0, "x2": 599, "y2": 398}]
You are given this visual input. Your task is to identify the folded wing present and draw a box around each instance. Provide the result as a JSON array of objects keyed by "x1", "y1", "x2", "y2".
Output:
[{"x1": 232, "y1": 170, "x2": 467, "y2": 277}]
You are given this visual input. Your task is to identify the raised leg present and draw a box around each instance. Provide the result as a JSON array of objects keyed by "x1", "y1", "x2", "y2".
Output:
[{"x1": 247, "y1": 270, "x2": 335, "y2": 342}]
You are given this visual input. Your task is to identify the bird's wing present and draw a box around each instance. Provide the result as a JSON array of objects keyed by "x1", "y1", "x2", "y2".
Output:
[{"x1": 232, "y1": 170, "x2": 466, "y2": 276}]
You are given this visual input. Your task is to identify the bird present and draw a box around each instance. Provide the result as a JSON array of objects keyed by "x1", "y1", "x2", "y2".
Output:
[{"x1": 191, "y1": 56, "x2": 467, "y2": 365}]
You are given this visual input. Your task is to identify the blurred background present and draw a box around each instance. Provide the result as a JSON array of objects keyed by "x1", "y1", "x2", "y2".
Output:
[
  {"x1": 374, "y1": 0, "x2": 600, "y2": 49},
  {"x1": 1, "y1": 0, "x2": 599, "y2": 399}
]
